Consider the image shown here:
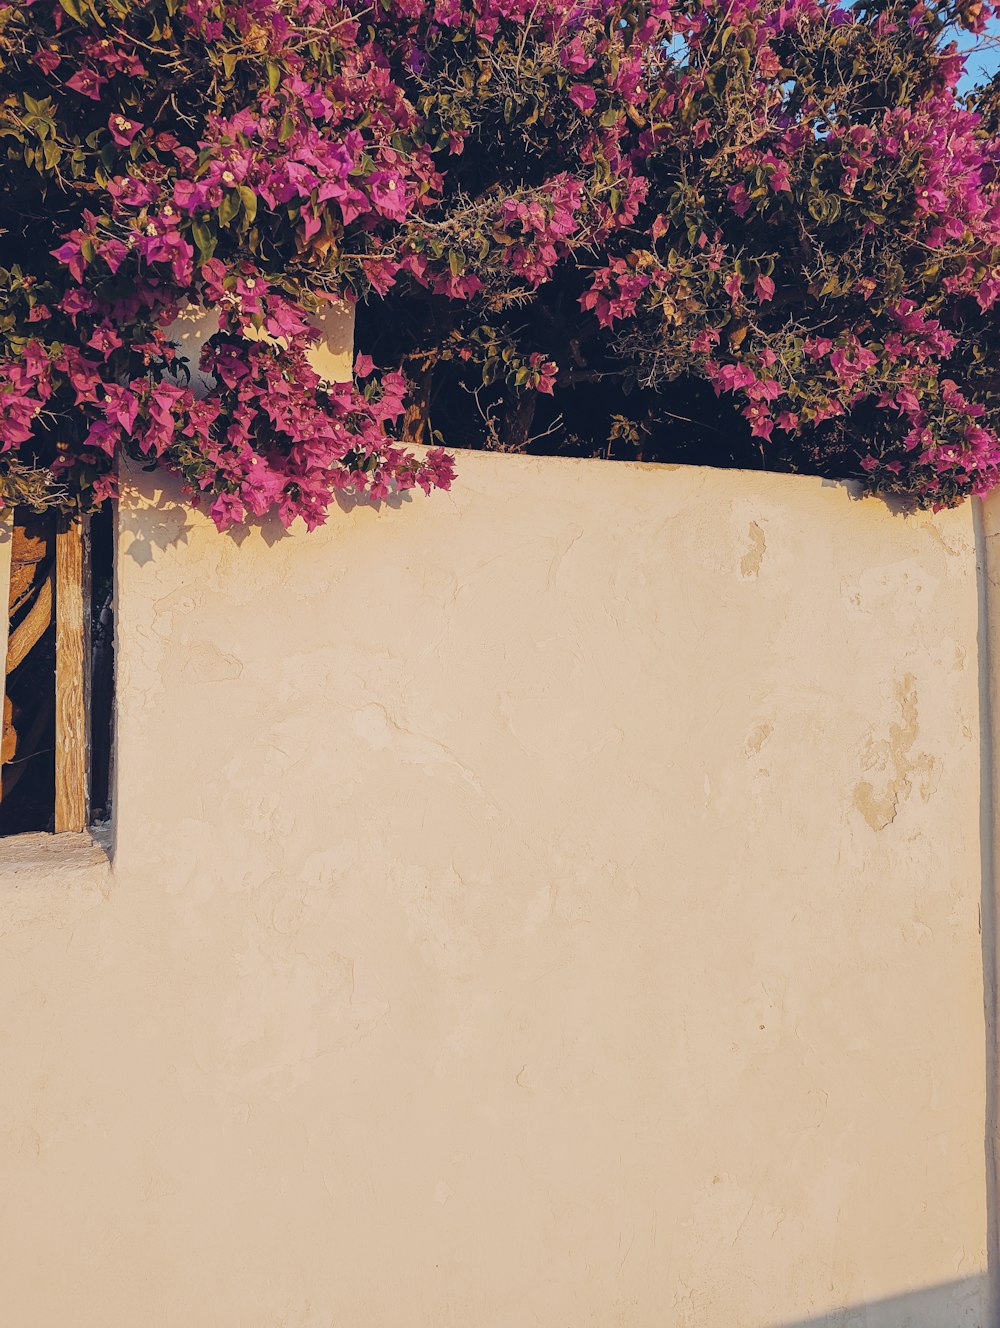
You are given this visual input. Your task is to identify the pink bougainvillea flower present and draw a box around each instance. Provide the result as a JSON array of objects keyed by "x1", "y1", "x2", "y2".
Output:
[
  {"x1": 366, "y1": 171, "x2": 412, "y2": 221},
  {"x1": 107, "y1": 175, "x2": 158, "y2": 207},
  {"x1": 51, "y1": 236, "x2": 87, "y2": 282},
  {"x1": 91, "y1": 473, "x2": 120, "y2": 503},
  {"x1": 727, "y1": 184, "x2": 752, "y2": 217},
  {"x1": 102, "y1": 383, "x2": 140, "y2": 432},
  {"x1": 108, "y1": 114, "x2": 142, "y2": 147},
  {"x1": 83, "y1": 419, "x2": 121, "y2": 456},
  {"x1": 209, "y1": 493, "x2": 247, "y2": 531},
  {"x1": 32, "y1": 47, "x2": 60, "y2": 74},
  {"x1": 65, "y1": 66, "x2": 105, "y2": 98},
  {"x1": 58, "y1": 287, "x2": 96, "y2": 320},
  {"x1": 561, "y1": 37, "x2": 594, "y2": 74},
  {"x1": 87, "y1": 324, "x2": 124, "y2": 357}
]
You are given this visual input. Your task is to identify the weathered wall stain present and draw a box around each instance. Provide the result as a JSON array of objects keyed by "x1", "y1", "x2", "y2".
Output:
[
  {"x1": 853, "y1": 674, "x2": 940, "y2": 832},
  {"x1": 746, "y1": 720, "x2": 774, "y2": 756},
  {"x1": 740, "y1": 521, "x2": 767, "y2": 579}
]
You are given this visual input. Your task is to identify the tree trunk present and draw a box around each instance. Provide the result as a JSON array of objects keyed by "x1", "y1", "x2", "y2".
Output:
[
  {"x1": 403, "y1": 365, "x2": 433, "y2": 448},
  {"x1": 501, "y1": 392, "x2": 537, "y2": 452}
]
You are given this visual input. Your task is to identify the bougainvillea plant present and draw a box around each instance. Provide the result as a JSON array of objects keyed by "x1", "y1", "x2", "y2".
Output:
[{"x1": 0, "y1": 0, "x2": 999, "y2": 529}]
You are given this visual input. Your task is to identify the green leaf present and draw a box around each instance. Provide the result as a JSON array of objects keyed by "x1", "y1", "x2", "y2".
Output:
[
  {"x1": 218, "y1": 191, "x2": 240, "y2": 226},
  {"x1": 191, "y1": 218, "x2": 217, "y2": 263},
  {"x1": 266, "y1": 61, "x2": 282, "y2": 94},
  {"x1": 237, "y1": 185, "x2": 257, "y2": 224},
  {"x1": 706, "y1": 65, "x2": 727, "y2": 96}
]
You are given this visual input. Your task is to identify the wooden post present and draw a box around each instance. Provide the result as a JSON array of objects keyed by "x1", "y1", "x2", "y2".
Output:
[{"x1": 55, "y1": 515, "x2": 90, "y2": 833}]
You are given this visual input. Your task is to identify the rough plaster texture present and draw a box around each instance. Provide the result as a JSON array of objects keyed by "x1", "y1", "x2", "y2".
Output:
[{"x1": 0, "y1": 453, "x2": 991, "y2": 1328}]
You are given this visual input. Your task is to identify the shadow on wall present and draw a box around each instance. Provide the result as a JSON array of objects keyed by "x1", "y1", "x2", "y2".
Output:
[
  {"x1": 774, "y1": 1277, "x2": 988, "y2": 1328},
  {"x1": 116, "y1": 456, "x2": 418, "y2": 562}
]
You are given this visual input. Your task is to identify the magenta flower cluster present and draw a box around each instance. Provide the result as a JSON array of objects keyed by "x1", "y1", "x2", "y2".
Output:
[
  {"x1": 0, "y1": 0, "x2": 457, "y2": 528},
  {"x1": 0, "y1": 0, "x2": 999, "y2": 520}
]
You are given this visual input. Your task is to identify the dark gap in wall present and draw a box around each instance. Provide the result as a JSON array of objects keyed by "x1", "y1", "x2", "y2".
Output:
[
  {"x1": 89, "y1": 502, "x2": 114, "y2": 825},
  {"x1": 0, "y1": 503, "x2": 115, "y2": 836},
  {"x1": 354, "y1": 292, "x2": 865, "y2": 481}
]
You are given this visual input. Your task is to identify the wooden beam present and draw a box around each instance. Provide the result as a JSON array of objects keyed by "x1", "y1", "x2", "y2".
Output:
[
  {"x1": 5, "y1": 571, "x2": 52, "y2": 675},
  {"x1": 55, "y1": 516, "x2": 90, "y2": 833}
]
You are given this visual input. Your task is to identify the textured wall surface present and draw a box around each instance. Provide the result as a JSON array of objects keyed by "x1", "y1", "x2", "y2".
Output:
[{"x1": 0, "y1": 453, "x2": 990, "y2": 1328}]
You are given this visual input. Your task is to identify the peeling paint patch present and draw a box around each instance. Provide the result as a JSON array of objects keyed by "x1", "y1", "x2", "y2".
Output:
[
  {"x1": 853, "y1": 781, "x2": 899, "y2": 834},
  {"x1": 853, "y1": 674, "x2": 939, "y2": 831},
  {"x1": 745, "y1": 721, "x2": 773, "y2": 756},
  {"x1": 740, "y1": 522, "x2": 766, "y2": 579},
  {"x1": 181, "y1": 640, "x2": 244, "y2": 683}
]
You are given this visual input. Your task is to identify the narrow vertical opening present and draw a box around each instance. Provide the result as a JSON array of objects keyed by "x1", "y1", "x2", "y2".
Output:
[
  {"x1": 0, "y1": 503, "x2": 114, "y2": 837},
  {"x1": 89, "y1": 503, "x2": 115, "y2": 826}
]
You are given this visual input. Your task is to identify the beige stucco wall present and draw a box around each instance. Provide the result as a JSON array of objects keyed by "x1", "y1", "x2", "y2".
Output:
[{"x1": 0, "y1": 453, "x2": 991, "y2": 1328}]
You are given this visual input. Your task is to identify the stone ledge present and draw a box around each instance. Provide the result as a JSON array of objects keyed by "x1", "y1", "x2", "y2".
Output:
[{"x1": 0, "y1": 822, "x2": 111, "y2": 876}]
